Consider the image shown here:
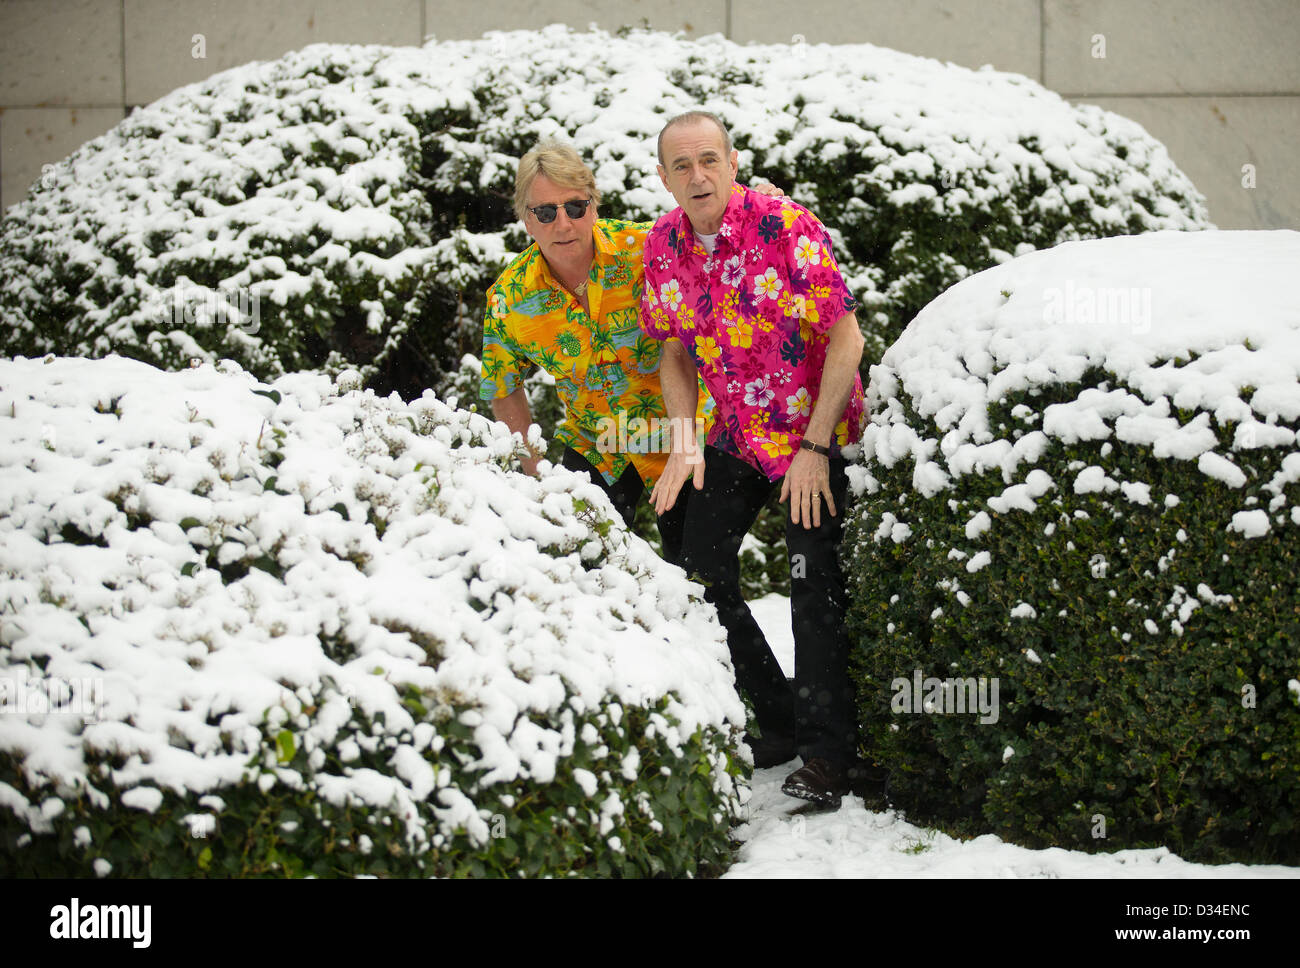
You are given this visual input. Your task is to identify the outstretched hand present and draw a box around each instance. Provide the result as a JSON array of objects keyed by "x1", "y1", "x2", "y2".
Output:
[{"x1": 650, "y1": 448, "x2": 705, "y2": 516}]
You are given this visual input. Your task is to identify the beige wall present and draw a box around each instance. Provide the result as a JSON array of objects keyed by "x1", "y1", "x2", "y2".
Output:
[{"x1": 2, "y1": 0, "x2": 1297, "y2": 228}]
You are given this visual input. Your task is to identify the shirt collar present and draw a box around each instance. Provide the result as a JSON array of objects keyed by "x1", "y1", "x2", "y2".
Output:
[
  {"x1": 526, "y1": 220, "x2": 611, "y2": 290},
  {"x1": 590, "y1": 220, "x2": 620, "y2": 265},
  {"x1": 717, "y1": 182, "x2": 749, "y2": 239}
]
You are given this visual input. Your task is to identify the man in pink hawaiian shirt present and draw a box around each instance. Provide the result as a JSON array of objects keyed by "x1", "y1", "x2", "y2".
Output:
[{"x1": 640, "y1": 111, "x2": 867, "y2": 808}]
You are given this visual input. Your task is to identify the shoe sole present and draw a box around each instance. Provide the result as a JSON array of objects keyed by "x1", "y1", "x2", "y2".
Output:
[{"x1": 781, "y1": 780, "x2": 844, "y2": 810}]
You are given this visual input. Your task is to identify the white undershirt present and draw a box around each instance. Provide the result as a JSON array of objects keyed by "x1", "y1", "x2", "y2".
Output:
[{"x1": 696, "y1": 231, "x2": 719, "y2": 255}]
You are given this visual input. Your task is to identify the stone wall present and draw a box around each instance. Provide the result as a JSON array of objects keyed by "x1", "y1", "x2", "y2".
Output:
[{"x1": 3, "y1": 0, "x2": 1297, "y2": 227}]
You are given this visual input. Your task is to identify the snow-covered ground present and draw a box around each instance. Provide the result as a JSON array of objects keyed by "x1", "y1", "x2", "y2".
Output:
[{"x1": 738, "y1": 593, "x2": 1300, "y2": 878}]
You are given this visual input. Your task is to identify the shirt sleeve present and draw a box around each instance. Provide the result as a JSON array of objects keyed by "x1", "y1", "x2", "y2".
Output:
[
  {"x1": 786, "y1": 208, "x2": 857, "y2": 336},
  {"x1": 478, "y1": 284, "x2": 533, "y2": 401}
]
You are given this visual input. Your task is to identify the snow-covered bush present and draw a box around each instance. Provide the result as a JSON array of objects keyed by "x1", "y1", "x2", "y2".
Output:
[
  {"x1": 0, "y1": 356, "x2": 746, "y2": 877},
  {"x1": 0, "y1": 26, "x2": 1210, "y2": 403},
  {"x1": 844, "y1": 230, "x2": 1300, "y2": 865}
]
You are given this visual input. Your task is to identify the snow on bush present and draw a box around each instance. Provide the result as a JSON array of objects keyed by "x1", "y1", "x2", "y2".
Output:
[
  {"x1": 845, "y1": 229, "x2": 1300, "y2": 865},
  {"x1": 0, "y1": 356, "x2": 746, "y2": 876},
  {"x1": 0, "y1": 26, "x2": 1210, "y2": 404}
]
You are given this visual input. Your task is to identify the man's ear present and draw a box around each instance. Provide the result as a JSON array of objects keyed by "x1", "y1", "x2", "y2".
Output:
[
  {"x1": 728, "y1": 150, "x2": 739, "y2": 179},
  {"x1": 656, "y1": 164, "x2": 669, "y2": 191}
]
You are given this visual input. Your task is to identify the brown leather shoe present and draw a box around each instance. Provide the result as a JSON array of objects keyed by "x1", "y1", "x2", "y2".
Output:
[{"x1": 781, "y1": 757, "x2": 849, "y2": 808}]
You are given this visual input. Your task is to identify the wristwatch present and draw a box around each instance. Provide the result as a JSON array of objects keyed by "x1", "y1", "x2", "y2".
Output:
[{"x1": 799, "y1": 437, "x2": 831, "y2": 456}]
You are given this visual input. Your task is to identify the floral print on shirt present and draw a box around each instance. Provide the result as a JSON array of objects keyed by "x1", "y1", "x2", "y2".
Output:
[
  {"x1": 640, "y1": 184, "x2": 865, "y2": 480},
  {"x1": 480, "y1": 218, "x2": 710, "y2": 486}
]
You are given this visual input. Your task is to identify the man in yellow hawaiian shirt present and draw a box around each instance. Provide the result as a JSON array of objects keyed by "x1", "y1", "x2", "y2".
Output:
[{"x1": 479, "y1": 141, "x2": 708, "y2": 563}]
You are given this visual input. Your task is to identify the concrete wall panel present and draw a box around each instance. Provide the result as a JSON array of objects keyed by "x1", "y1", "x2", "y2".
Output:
[
  {"x1": 2, "y1": 2, "x2": 1298, "y2": 231},
  {"x1": 1046, "y1": 0, "x2": 1300, "y2": 96},
  {"x1": 124, "y1": 0, "x2": 422, "y2": 105},
  {"x1": 0, "y1": 0, "x2": 124, "y2": 106},
  {"x1": 1, "y1": 106, "x2": 125, "y2": 212},
  {"x1": 423, "y1": 0, "x2": 726, "y2": 42},
  {"x1": 729, "y1": 0, "x2": 1041, "y2": 77},
  {"x1": 1085, "y1": 95, "x2": 1300, "y2": 230}
]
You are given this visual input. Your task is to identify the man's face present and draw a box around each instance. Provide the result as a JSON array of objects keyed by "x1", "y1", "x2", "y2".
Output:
[
  {"x1": 657, "y1": 119, "x2": 739, "y2": 235},
  {"x1": 524, "y1": 173, "x2": 597, "y2": 263}
]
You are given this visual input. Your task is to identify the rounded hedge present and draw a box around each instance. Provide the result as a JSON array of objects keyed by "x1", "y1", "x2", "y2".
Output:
[
  {"x1": 0, "y1": 356, "x2": 747, "y2": 877},
  {"x1": 0, "y1": 26, "x2": 1210, "y2": 403},
  {"x1": 844, "y1": 229, "x2": 1300, "y2": 865},
  {"x1": 0, "y1": 28, "x2": 1214, "y2": 605}
]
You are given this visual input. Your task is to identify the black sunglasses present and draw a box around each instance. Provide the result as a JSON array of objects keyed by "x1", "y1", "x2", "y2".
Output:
[{"x1": 527, "y1": 198, "x2": 592, "y2": 223}]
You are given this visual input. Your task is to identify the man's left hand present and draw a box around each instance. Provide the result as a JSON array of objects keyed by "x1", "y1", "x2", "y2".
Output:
[
  {"x1": 752, "y1": 181, "x2": 787, "y2": 198},
  {"x1": 779, "y1": 447, "x2": 836, "y2": 529}
]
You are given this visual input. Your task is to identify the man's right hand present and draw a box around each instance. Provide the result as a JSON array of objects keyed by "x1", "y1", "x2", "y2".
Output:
[
  {"x1": 651, "y1": 448, "x2": 705, "y2": 515},
  {"x1": 649, "y1": 339, "x2": 705, "y2": 513},
  {"x1": 491, "y1": 387, "x2": 545, "y2": 476}
]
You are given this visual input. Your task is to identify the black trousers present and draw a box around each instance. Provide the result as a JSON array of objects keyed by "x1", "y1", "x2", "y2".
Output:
[
  {"x1": 677, "y1": 445, "x2": 856, "y2": 764},
  {"x1": 561, "y1": 448, "x2": 690, "y2": 565}
]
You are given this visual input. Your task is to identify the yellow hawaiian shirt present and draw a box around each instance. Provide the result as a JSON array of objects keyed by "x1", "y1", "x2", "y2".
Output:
[{"x1": 479, "y1": 218, "x2": 711, "y2": 486}]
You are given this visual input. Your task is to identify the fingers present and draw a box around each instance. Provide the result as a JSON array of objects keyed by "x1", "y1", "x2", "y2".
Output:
[
  {"x1": 654, "y1": 484, "x2": 673, "y2": 515},
  {"x1": 652, "y1": 475, "x2": 680, "y2": 515},
  {"x1": 652, "y1": 453, "x2": 701, "y2": 515},
  {"x1": 782, "y1": 453, "x2": 840, "y2": 529},
  {"x1": 786, "y1": 483, "x2": 835, "y2": 529}
]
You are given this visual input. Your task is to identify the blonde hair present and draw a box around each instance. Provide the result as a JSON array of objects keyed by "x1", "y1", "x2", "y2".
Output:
[{"x1": 513, "y1": 141, "x2": 601, "y2": 221}]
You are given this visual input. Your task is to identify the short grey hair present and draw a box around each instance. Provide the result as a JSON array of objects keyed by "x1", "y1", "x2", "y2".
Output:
[{"x1": 656, "y1": 111, "x2": 733, "y2": 167}]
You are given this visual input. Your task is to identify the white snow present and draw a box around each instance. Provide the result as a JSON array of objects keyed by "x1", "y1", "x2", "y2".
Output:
[
  {"x1": 119, "y1": 788, "x2": 164, "y2": 813},
  {"x1": 727, "y1": 765, "x2": 1300, "y2": 877},
  {"x1": 1198, "y1": 452, "x2": 1247, "y2": 488},
  {"x1": 865, "y1": 231, "x2": 1300, "y2": 494},
  {"x1": 861, "y1": 231, "x2": 1300, "y2": 571},
  {"x1": 0, "y1": 355, "x2": 746, "y2": 860},
  {"x1": 965, "y1": 511, "x2": 992, "y2": 539},
  {"x1": 1120, "y1": 481, "x2": 1152, "y2": 505},
  {"x1": 1228, "y1": 509, "x2": 1271, "y2": 538},
  {"x1": 1074, "y1": 465, "x2": 1119, "y2": 495}
]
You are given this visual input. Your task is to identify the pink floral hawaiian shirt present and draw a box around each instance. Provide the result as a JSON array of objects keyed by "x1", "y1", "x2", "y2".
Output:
[{"x1": 640, "y1": 183, "x2": 865, "y2": 480}]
